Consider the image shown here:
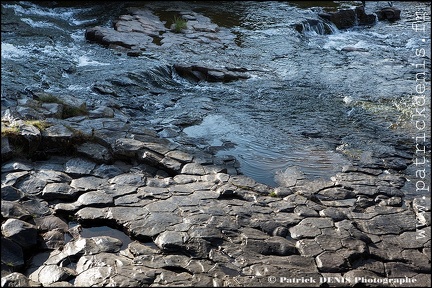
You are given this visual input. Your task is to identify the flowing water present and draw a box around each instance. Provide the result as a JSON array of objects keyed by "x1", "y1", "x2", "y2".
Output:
[{"x1": 2, "y1": 1, "x2": 430, "y2": 196}]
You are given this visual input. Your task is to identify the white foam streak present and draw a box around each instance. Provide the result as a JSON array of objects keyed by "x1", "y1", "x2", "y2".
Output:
[
  {"x1": 1, "y1": 43, "x2": 29, "y2": 59},
  {"x1": 77, "y1": 56, "x2": 110, "y2": 67}
]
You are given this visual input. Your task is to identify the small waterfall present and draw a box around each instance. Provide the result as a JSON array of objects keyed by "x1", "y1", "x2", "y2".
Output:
[{"x1": 294, "y1": 18, "x2": 338, "y2": 35}]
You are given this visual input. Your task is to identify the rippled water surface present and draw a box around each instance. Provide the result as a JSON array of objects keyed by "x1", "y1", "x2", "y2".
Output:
[{"x1": 2, "y1": 1, "x2": 430, "y2": 194}]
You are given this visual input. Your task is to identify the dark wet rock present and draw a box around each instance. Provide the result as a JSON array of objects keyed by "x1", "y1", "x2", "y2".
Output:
[
  {"x1": 91, "y1": 164, "x2": 125, "y2": 179},
  {"x1": 41, "y1": 183, "x2": 79, "y2": 201},
  {"x1": 1, "y1": 219, "x2": 38, "y2": 249},
  {"x1": 36, "y1": 170, "x2": 72, "y2": 183},
  {"x1": 64, "y1": 157, "x2": 96, "y2": 175},
  {"x1": 34, "y1": 216, "x2": 69, "y2": 233},
  {"x1": 1, "y1": 185, "x2": 25, "y2": 201},
  {"x1": 40, "y1": 230, "x2": 66, "y2": 250},
  {"x1": 20, "y1": 198, "x2": 51, "y2": 218},
  {"x1": 2, "y1": 160, "x2": 33, "y2": 173},
  {"x1": 1, "y1": 137, "x2": 14, "y2": 161},
  {"x1": 244, "y1": 235, "x2": 297, "y2": 256},
  {"x1": 1, "y1": 237, "x2": 24, "y2": 270},
  {"x1": 319, "y1": 6, "x2": 376, "y2": 30},
  {"x1": 173, "y1": 64, "x2": 250, "y2": 83},
  {"x1": 376, "y1": 7, "x2": 401, "y2": 21},
  {"x1": 1, "y1": 201, "x2": 30, "y2": 220},
  {"x1": 14, "y1": 174, "x2": 47, "y2": 197},
  {"x1": 341, "y1": 46, "x2": 369, "y2": 52},
  {"x1": 76, "y1": 142, "x2": 112, "y2": 164}
]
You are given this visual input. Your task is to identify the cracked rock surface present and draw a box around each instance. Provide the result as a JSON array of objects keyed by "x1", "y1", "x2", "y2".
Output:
[{"x1": 1, "y1": 92, "x2": 431, "y2": 287}]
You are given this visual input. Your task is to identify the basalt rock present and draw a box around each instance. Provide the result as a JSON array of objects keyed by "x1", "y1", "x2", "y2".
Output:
[
  {"x1": 319, "y1": 6, "x2": 376, "y2": 29},
  {"x1": 173, "y1": 64, "x2": 250, "y2": 83},
  {"x1": 376, "y1": 7, "x2": 401, "y2": 22}
]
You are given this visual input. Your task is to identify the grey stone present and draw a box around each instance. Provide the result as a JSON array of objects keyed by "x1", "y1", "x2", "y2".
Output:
[
  {"x1": 15, "y1": 174, "x2": 47, "y2": 196},
  {"x1": 41, "y1": 102, "x2": 63, "y2": 118},
  {"x1": 109, "y1": 173, "x2": 145, "y2": 185},
  {"x1": 42, "y1": 124, "x2": 73, "y2": 137},
  {"x1": 29, "y1": 264, "x2": 75, "y2": 285},
  {"x1": 2, "y1": 160, "x2": 33, "y2": 172},
  {"x1": 2, "y1": 171, "x2": 31, "y2": 186},
  {"x1": 89, "y1": 236, "x2": 123, "y2": 254},
  {"x1": 64, "y1": 157, "x2": 96, "y2": 175},
  {"x1": 146, "y1": 177, "x2": 174, "y2": 187},
  {"x1": 1, "y1": 237, "x2": 24, "y2": 269},
  {"x1": 165, "y1": 150, "x2": 193, "y2": 163},
  {"x1": 70, "y1": 176, "x2": 105, "y2": 191},
  {"x1": 245, "y1": 236, "x2": 297, "y2": 256},
  {"x1": 113, "y1": 138, "x2": 145, "y2": 157},
  {"x1": 40, "y1": 229, "x2": 65, "y2": 250},
  {"x1": 1, "y1": 186, "x2": 25, "y2": 201},
  {"x1": 294, "y1": 205, "x2": 319, "y2": 217},
  {"x1": 317, "y1": 187, "x2": 356, "y2": 200},
  {"x1": 74, "y1": 252, "x2": 156, "y2": 286},
  {"x1": 381, "y1": 228, "x2": 431, "y2": 249},
  {"x1": 76, "y1": 207, "x2": 111, "y2": 222},
  {"x1": 1, "y1": 219, "x2": 38, "y2": 248},
  {"x1": 91, "y1": 164, "x2": 124, "y2": 178},
  {"x1": 355, "y1": 211, "x2": 417, "y2": 235},
  {"x1": 41, "y1": 183, "x2": 79, "y2": 201},
  {"x1": 76, "y1": 190, "x2": 114, "y2": 207},
  {"x1": 0, "y1": 272, "x2": 36, "y2": 288},
  {"x1": 289, "y1": 217, "x2": 334, "y2": 239},
  {"x1": 315, "y1": 233, "x2": 343, "y2": 252},
  {"x1": 36, "y1": 170, "x2": 72, "y2": 183},
  {"x1": 296, "y1": 239, "x2": 324, "y2": 257},
  {"x1": 88, "y1": 106, "x2": 114, "y2": 118},
  {"x1": 154, "y1": 231, "x2": 189, "y2": 251},
  {"x1": 77, "y1": 142, "x2": 112, "y2": 163},
  {"x1": 1, "y1": 201, "x2": 29, "y2": 220},
  {"x1": 129, "y1": 212, "x2": 182, "y2": 238},
  {"x1": 316, "y1": 251, "x2": 350, "y2": 272},
  {"x1": 160, "y1": 156, "x2": 183, "y2": 172},
  {"x1": 319, "y1": 207, "x2": 348, "y2": 221},
  {"x1": 181, "y1": 162, "x2": 206, "y2": 175},
  {"x1": 21, "y1": 199, "x2": 51, "y2": 218},
  {"x1": 384, "y1": 262, "x2": 418, "y2": 278},
  {"x1": 1, "y1": 137, "x2": 13, "y2": 160}
]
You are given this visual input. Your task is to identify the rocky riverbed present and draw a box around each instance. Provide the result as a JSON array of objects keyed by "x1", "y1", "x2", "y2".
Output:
[
  {"x1": 1, "y1": 82, "x2": 431, "y2": 287},
  {"x1": 1, "y1": 2, "x2": 431, "y2": 287}
]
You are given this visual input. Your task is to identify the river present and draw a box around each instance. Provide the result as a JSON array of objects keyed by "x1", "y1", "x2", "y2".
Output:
[{"x1": 1, "y1": 1, "x2": 430, "y2": 197}]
